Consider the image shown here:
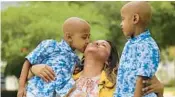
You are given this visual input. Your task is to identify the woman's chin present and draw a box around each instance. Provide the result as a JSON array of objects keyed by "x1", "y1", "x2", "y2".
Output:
[{"x1": 85, "y1": 47, "x2": 98, "y2": 54}]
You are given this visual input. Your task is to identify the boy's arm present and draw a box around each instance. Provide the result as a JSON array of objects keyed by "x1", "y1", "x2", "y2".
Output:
[{"x1": 17, "y1": 60, "x2": 31, "y2": 97}]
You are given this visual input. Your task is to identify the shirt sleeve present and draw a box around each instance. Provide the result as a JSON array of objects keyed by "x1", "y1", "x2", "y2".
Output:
[
  {"x1": 136, "y1": 44, "x2": 160, "y2": 78},
  {"x1": 25, "y1": 40, "x2": 54, "y2": 65}
]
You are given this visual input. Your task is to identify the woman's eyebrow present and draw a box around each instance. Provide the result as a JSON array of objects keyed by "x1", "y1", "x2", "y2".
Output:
[{"x1": 102, "y1": 42, "x2": 108, "y2": 46}]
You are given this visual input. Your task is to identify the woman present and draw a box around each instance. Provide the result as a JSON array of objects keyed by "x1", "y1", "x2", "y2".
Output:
[{"x1": 28, "y1": 40, "x2": 164, "y2": 97}]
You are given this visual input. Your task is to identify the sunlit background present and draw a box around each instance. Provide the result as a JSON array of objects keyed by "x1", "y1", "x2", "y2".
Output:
[{"x1": 1, "y1": 1, "x2": 175, "y2": 97}]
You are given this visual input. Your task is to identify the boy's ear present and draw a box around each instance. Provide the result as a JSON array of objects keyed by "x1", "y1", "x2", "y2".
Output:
[
  {"x1": 133, "y1": 14, "x2": 139, "y2": 24},
  {"x1": 65, "y1": 32, "x2": 72, "y2": 42}
]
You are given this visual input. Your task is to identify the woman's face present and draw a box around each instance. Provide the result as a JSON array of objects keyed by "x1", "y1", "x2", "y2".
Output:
[{"x1": 84, "y1": 40, "x2": 111, "y2": 61}]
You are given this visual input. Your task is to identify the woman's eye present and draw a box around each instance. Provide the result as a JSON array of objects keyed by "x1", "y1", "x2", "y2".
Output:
[
  {"x1": 103, "y1": 44, "x2": 106, "y2": 47},
  {"x1": 99, "y1": 44, "x2": 106, "y2": 47}
]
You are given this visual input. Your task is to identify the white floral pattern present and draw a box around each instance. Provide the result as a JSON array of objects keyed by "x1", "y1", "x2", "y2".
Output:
[
  {"x1": 26, "y1": 39, "x2": 80, "y2": 97},
  {"x1": 70, "y1": 75, "x2": 100, "y2": 97},
  {"x1": 114, "y1": 30, "x2": 160, "y2": 97}
]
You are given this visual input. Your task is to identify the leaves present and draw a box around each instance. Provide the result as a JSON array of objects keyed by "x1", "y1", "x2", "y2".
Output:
[{"x1": 2, "y1": 1, "x2": 175, "y2": 77}]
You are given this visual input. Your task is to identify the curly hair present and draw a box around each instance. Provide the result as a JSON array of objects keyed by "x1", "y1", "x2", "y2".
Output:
[{"x1": 104, "y1": 40, "x2": 119, "y2": 84}]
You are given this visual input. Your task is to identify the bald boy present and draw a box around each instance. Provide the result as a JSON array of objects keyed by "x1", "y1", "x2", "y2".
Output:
[
  {"x1": 17, "y1": 17, "x2": 90, "y2": 97},
  {"x1": 115, "y1": 2, "x2": 160, "y2": 97}
]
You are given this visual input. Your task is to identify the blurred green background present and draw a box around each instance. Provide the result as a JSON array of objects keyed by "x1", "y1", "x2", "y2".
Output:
[{"x1": 1, "y1": 1, "x2": 175, "y2": 97}]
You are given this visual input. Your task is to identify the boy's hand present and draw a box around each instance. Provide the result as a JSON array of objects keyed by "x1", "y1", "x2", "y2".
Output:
[
  {"x1": 31, "y1": 64, "x2": 55, "y2": 82},
  {"x1": 17, "y1": 87, "x2": 26, "y2": 97}
]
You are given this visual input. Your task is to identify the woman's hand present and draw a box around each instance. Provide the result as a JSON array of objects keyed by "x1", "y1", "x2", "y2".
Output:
[
  {"x1": 142, "y1": 76, "x2": 164, "y2": 97},
  {"x1": 31, "y1": 64, "x2": 55, "y2": 82}
]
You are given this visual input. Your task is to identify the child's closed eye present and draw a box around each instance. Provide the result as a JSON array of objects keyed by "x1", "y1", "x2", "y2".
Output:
[{"x1": 81, "y1": 36, "x2": 88, "y2": 40}]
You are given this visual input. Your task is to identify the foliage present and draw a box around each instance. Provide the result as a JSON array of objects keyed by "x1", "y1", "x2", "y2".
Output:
[{"x1": 1, "y1": 1, "x2": 175, "y2": 77}]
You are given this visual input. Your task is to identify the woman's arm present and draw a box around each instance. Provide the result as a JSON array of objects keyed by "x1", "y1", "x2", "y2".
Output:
[
  {"x1": 143, "y1": 75, "x2": 164, "y2": 97},
  {"x1": 29, "y1": 64, "x2": 55, "y2": 82}
]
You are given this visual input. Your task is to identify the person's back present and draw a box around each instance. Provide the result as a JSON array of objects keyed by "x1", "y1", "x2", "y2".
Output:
[
  {"x1": 25, "y1": 17, "x2": 90, "y2": 97},
  {"x1": 114, "y1": 2, "x2": 160, "y2": 97}
]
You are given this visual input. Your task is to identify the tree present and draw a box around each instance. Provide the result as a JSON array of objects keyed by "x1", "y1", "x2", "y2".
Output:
[
  {"x1": 95, "y1": 1, "x2": 175, "y2": 51},
  {"x1": 2, "y1": 1, "x2": 175, "y2": 77},
  {"x1": 1, "y1": 1, "x2": 108, "y2": 77}
]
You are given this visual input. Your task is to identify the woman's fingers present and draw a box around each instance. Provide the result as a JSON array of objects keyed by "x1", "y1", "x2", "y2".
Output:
[
  {"x1": 144, "y1": 85, "x2": 155, "y2": 95},
  {"x1": 144, "y1": 89, "x2": 154, "y2": 95},
  {"x1": 143, "y1": 84, "x2": 155, "y2": 94}
]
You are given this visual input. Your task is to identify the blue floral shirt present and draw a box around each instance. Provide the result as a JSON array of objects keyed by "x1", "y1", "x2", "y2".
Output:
[
  {"x1": 114, "y1": 30, "x2": 160, "y2": 97},
  {"x1": 26, "y1": 39, "x2": 81, "y2": 97}
]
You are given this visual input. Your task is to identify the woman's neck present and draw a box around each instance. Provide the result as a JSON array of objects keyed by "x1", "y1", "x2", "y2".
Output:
[{"x1": 81, "y1": 56, "x2": 104, "y2": 78}]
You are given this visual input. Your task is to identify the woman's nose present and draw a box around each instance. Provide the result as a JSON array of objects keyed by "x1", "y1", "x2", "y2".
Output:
[{"x1": 95, "y1": 42, "x2": 99, "y2": 46}]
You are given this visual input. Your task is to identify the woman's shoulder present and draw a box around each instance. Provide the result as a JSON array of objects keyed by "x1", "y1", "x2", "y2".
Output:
[
  {"x1": 98, "y1": 71, "x2": 115, "y2": 97},
  {"x1": 72, "y1": 72, "x2": 82, "y2": 80},
  {"x1": 99, "y1": 71, "x2": 116, "y2": 88}
]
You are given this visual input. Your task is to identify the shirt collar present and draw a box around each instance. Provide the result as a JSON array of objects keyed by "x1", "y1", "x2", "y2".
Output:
[
  {"x1": 60, "y1": 39, "x2": 75, "y2": 52},
  {"x1": 128, "y1": 29, "x2": 151, "y2": 43},
  {"x1": 60, "y1": 39, "x2": 80, "y2": 63}
]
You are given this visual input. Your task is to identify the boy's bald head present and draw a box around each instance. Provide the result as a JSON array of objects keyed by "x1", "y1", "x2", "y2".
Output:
[
  {"x1": 62, "y1": 17, "x2": 90, "y2": 53},
  {"x1": 63, "y1": 17, "x2": 90, "y2": 35},
  {"x1": 121, "y1": 1, "x2": 152, "y2": 26}
]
